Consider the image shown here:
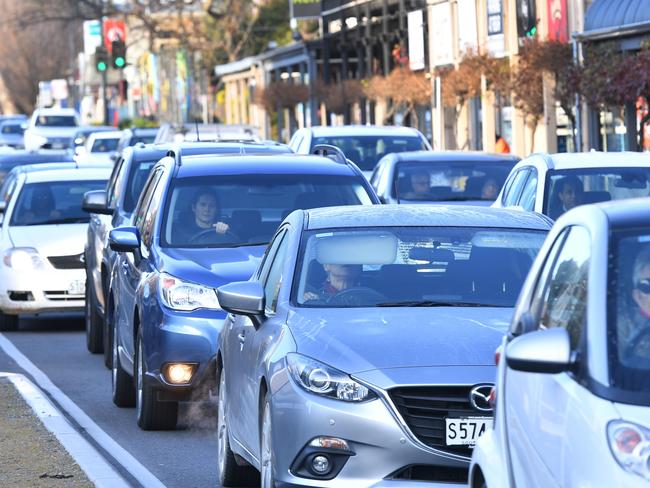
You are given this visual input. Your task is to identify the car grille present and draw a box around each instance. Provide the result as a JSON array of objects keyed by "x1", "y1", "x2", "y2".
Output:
[
  {"x1": 48, "y1": 253, "x2": 85, "y2": 269},
  {"x1": 388, "y1": 386, "x2": 492, "y2": 458},
  {"x1": 44, "y1": 290, "x2": 84, "y2": 301}
]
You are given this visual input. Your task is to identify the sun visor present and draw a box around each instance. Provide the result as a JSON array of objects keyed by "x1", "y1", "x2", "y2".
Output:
[{"x1": 315, "y1": 233, "x2": 398, "y2": 265}]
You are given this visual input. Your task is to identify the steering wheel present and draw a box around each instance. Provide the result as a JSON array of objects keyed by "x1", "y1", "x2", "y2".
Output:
[
  {"x1": 624, "y1": 324, "x2": 650, "y2": 360},
  {"x1": 189, "y1": 228, "x2": 239, "y2": 245},
  {"x1": 326, "y1": 287, "x2": 385, "y2": 307}
]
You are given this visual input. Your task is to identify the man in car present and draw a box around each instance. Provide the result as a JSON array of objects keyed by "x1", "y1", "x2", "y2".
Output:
[
  {"x1": 176, "y1": 187, "x2": 231, "y2": 243},
  {"x1": 549, "y1": 175, "x2": 583, "y2": 219},
  {"x1": 402, "y1": 170, "x2": 432, "y2": 200},
  {"x1": 303, "y1": 263, "x2": 362, "y2": 302},
  {"x1": 481, "y1": 178, "x2": 500, "y2": 200}
]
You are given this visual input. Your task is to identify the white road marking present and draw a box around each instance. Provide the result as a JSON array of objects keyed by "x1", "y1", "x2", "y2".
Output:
[
  {"x1": 0, "y1": 372, "x2": 130, "y2": 488},
  {"x1": 0, "y1": 333, "x2": 166, "y2": 488}
]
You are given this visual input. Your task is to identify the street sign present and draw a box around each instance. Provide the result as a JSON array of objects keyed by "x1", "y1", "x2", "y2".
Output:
[
  {"x1": 103, "y1": 19, "x2": 126, "y2": 51},
  {"x1": 83, "y1": 20, "x2": 102, "y2": 55}
]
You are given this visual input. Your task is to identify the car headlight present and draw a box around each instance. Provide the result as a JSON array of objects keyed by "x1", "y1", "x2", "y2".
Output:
[
  {"x1": 286, "y1": 353, "x2": 376, "y2": 402},
  {"x1": 2, "y1": 247, "x2": 46, "y2": 270},
  {"x1": 157, "y1": 272, "x2": 221, "y2": 311},
  {"x1": 608, "y1": 420, "x2": 650, "y2": 480}
]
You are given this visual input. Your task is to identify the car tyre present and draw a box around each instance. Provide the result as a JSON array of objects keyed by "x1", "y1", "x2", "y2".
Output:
[
  {"x1": 217, "y1": 368, "x2": 258, "y2": 487},
  {"x1": 260, "y1": 393, "x2": 276, "y2": 488},
  {"x1": 85, "y1": 280, "x2": 103, "y2": 353},
  {"x1": 103, "y1": 294, "x2": 114, "y2": 369},
  {"x1": 111, "y1": 324, "x2": 135, "y2": 407},
  {"x1": 135, "y1": 330, "x2": 178, "y2": 430},
  {"x1": 0, "y1": 310, "x2": 18, "y2": 331}
]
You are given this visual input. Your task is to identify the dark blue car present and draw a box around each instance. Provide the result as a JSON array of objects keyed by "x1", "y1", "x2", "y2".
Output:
[{"x1": 108, "y1": 151, "x2": 379, "y2": 430}]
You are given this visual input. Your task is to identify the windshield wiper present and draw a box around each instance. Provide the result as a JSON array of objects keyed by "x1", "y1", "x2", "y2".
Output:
[
  {"x1": 25, "y1": 217, "x2": 89, "y2": 226},
  {"x1": 441, "y1": 196, "x2": 490, "y2": 201},
  {"x1": 376, "y1": 300, "x2": 491, "y2": 307}
]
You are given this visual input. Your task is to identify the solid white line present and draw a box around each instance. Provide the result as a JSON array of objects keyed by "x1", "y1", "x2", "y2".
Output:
[
  {"x1": 0, "y1": 372, "x2": 130, "y2": 488},
  {"x1": 0, "y1": 333, "x2": 166, "y2": 488}
]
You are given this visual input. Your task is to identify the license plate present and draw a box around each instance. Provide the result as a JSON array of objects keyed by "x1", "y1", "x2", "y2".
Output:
[
  {"x1": 445, "y1": 417, "x2": 492, "y2": 446},
  {"x1": 68, "y1": 279, "x2": 85, "y2": 295},
  {"x1": 51, "y1": 142, "x2": 65, "y2": 149}
]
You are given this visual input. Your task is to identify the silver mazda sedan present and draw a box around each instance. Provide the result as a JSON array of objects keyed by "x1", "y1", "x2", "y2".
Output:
[{"x1": 215, "y1": 205, "x2": 551, "y2": 487}]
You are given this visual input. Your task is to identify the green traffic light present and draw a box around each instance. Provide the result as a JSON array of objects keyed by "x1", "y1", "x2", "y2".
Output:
[
  {"x1": 526, "y1": 26, "x2": 537, "y2": 37},
  {"x1": 115, "y1": 57, "x2": 125, "y2": 68},
  {"x1": 97, "y1": 61, "x2": 107, "y2": 71}
]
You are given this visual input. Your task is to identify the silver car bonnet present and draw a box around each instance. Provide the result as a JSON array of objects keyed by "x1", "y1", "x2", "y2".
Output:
[
  {"x1": 287, "y1": 307, "x2": 511, "y2": 375},
  {"x1": 9, "y1": 224, "x2": 87, "y2": 256}
]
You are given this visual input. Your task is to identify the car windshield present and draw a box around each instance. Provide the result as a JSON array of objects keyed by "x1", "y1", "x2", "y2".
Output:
[
  {"x1": 609, "y1": 230, "x2": 650, "y2": 395},
  {"x1": 132, "y1": 135, "x2": 156, "y2": 145},
  {"x1": 90, "y1": 138, "x2": 119, "y2": 153},
  {"x1": 35, "y1": 115, "x2": 77, "y2": 127},
  {"x1": 1, "y1": 124, "x2": 23, "y2": 134},
  {"x1": 293, "y1": 226, "x2": 546, "y2": 308},
  {"x1": 161, "y1": 174, "x2": 373, "y2": 248},
  {"x1": 10, "y1": 180, "x2": 107, "y2": 226},
  {"x1": 123, "y1": 159, "x2": 158, "y2": 212},
  {"x1": 393, "y1": 161, "x2": 515, "y2": 202},
  {"x1": 545, "y1": 168, "x2": 650, "y2": 219},
  {"x1": 312, "y1": 135, "x2": 427, "y2": 171}
]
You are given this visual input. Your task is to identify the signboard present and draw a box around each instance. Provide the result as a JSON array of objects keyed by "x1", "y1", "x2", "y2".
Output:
[
  {"x1": 408, "y1": 10, "x2": 426, "y2": 71},
  {"x1": 487, "y1": 0, "x2": 505, "y2": 56},
  {"x1": 103, "y1": 19, "x2": 126, "y2": 51},
  {"x1": 50, "y1": 79, "x2": 69, "y2": 100},
  {"x1": 547, "y1": 0, "x2": 568, "y2": 42},
  {"x1": 431, "y1": 2, "x2": 453, "y2": 66},
  {"x1": 290, "y1": 0, "x2": 321, "y2": 20},
  {"x1": 457, "y1": 0, "x2": 478, "y2": 53},
  {"x1": 83, "y1": 20, "x2": 102, "y2": 55}
]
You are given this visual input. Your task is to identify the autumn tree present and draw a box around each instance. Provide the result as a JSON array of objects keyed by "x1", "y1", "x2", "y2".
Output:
[{"x1": 511, "y1": 39, "x2": 545, "y2": 152}]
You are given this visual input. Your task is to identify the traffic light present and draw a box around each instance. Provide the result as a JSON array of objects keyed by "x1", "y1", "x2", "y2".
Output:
[
  {"x1": 516, "y1": 0, "x2": 538, "y2": 38},
  {"x1": 111, "y1": 39, "x2": 126, "y2": 69},
  {"x1": 95, "y1": 46, "x2": 108, "y2": 73}
]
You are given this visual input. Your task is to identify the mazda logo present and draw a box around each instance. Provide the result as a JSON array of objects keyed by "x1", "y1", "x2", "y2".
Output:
[{"x1": 469, "y1": 384, "x2": 493, "y2": 412}]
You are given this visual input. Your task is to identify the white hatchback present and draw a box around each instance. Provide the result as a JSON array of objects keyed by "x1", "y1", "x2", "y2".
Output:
[
  {"x1": 0, "y1": 165, "x2": 110, "y2": 330},
  {"x1": 470, "y1": 199, "x2": 650, "y2": 488}
]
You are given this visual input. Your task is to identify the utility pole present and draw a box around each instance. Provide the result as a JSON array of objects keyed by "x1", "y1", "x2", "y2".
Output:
[{"x1": 99, "y1": 7, "x2": 109, "y2": 125}]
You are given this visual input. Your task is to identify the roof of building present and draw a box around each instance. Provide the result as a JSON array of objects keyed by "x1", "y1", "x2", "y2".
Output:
[
  {"x1": 583, "y1": 0, "x2": 650, "y2": 39},
  {"x1": 304, "y1": 204, "x2": 552, "y2": 231}
]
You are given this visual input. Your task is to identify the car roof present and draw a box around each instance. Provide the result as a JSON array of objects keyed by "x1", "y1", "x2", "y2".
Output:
[
  {"x1": 128, "y1": 141, "x2": 291, "y2": 163},
  {"x1": 88, "y1": 131, "x2": 123, "y2": 140},
  {"x1": 592, "y1": 197, "x2": 650, "y2": 229},
  {"x1": 0, "y1": 119, "x2": 23, "y2": 127},
  {"x1": 391, "y1": 151, "x2": 520, "y2": 163},
  {"x1": 177, "y1": 153, "x2": 361, "y2": 178},
  {"x1": 0, "y1": 151, "x2": 74, "y2": 168},
  {"x1": 529, "y1": 151, "x2": 650, "y2": 170},
  {"x1": 32, "y1": 108, "x2": 78, "y2": 115},
  {"x1": 24, "y1": 166, "x2": 111, "y2": 183},
  {"x1": 10, "y1": 161, "x2": 111, "y2": 174},
  {"x1": 304, "y1": 205, "x2": 552, "y2": 231},
  {"x1": 308, "y1": 125, "x2": 424, "y2": 137}
]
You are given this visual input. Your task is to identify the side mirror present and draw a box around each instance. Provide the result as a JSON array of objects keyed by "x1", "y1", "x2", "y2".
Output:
[
  {"x1": 82, "y1": 190, "x2": 111, "y2": 215},
  {"x1": 505, "y1": 328, "x2": 573, "y2": 374},
  {"x1": 108, "y1": 226, "x2": 140, "y2": 253},
  {"x1": 217, "y1": 281, "x2": 265, "y2": 327}
]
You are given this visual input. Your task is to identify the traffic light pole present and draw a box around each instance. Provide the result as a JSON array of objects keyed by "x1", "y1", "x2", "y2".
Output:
[{"x1": 99, "y1": 14, "x2": 109, "y2": 125}]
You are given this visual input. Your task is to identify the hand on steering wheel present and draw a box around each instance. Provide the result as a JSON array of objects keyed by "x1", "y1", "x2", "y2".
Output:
[
  {"x1": 326, "y1": 286, "x2": 385, "y2": 306},
  {"x1": 189, "y1": 227, "x2": 238, "y2": 244},
  {"x1": 625, "y1": 324, "x2": 650, "y2": 359}
]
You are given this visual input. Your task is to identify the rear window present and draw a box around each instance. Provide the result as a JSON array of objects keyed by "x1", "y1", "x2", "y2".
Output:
[
  {"x1": 35, "y1": 115, "x2": 77, "y2": 127},
  {"x1": 91, "y1": 138, "x2": 119, "y2": 153}
]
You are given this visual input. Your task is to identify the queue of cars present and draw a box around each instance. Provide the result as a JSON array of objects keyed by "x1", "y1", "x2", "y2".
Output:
[{"x1": 1, "y1": 112, "x2": 649, "y2": 486}]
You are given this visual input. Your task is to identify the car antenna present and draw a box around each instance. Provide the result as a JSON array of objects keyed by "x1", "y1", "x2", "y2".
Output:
[{"x1": 194, "y1": 119, "x2": 200, "y2": 142}]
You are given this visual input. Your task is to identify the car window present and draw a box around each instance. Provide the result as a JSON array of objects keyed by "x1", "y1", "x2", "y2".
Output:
[
  {"x1": 133, "y1": 169, "x2": 162, "y2": 232},
  {"x1": 140, "y1": 174, "x2": 166, "y2": 249},
  {"x1": 1, "y1": 174, "x2": 17, "y2": 203},
  {"x1": 532, "y1": 226, "x2": 590, "y2": 349},
  {"x1": 289, "y1": 131, "x2": 303, "y2": 152},
  {"x1": 502, "y1": 169, "x2": 529, "y2": 207},
  {"x1": 294, "y1": 226, "x2": 547, "y2": 308},
  {"x1": 518, "y1": 168, "x2": 538, "y2": 211},
  {"x1": 124, "y1": 159, "x2": 159, "y2": 213},
  {"x1": 34, "y1": 115, "x2": 77, "y2": 127},
  {"x1": 91, "y1": 138, "x2": 119, "y2": 153},
  {"x1": 263, "y1": 230, "x2": 289, "y2": 313},
  {"x1": 257, "y1": 228, "x2": 288, "y2": 281},
  {"x1": 106, "y1": 157, "x2": 124, "y2": 208}
]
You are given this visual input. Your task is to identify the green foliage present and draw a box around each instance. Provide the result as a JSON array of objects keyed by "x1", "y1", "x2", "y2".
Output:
[
  {"x1": 117, "y1": 117, "x2": 158, "y2": 129},
  {"x1": 245, "y1": 0, "x2": 291, "y2": 56}
]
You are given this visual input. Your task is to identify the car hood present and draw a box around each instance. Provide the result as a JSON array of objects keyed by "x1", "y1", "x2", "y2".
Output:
[
  {"x1": 26, "y1": 127, "x2": 77, "y2": 138},
  {"x1": 287, "y1": 307, "x2": 512, "y2": 374},
  {"x1": 158, "y1": 245, "x2": 266, "y2": 288},
  {"x1": 8, "y1": 224, "x2": 87, "y2": 256}
]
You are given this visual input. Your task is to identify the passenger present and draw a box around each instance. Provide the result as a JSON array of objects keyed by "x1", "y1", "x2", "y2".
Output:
[
  {"x1": 549, "y1": 176, "x2": 583, "y2": 220},
  {"x1": 402, "y1": 170, "x2": 431, "y2": 200},
  {"x1": 176, "y1": 187, "x2": 230, "y2": 243},
  {"x1": 620, "y1": 247, "x2": 650, "y2": 358},
  {"x1": 26, "y1": 186, "x2": 61, "y2": 223},
  {"x1": 481, "y1": 178, "x2": 500, "y2": 200},
  {"x1": 303, "y1": 264, "x2": 362, "y2": 302}
]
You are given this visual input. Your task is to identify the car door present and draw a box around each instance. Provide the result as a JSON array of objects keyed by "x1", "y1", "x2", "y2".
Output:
[
  {"x1": 498, "y1": 168, "x2": 530, "y2": 209},
  {"x1": 226, "y1": 227, "x2": 289, "y2": 453},
  {"x1": 116, "y1": 169, "x2": 163, "y2": 364},
  {"x1": 505, "y1": 225, "x2": 590, "y2": 488},
  {"x1": 516, "y1": 167, "x2": 538, "y2": 212}
]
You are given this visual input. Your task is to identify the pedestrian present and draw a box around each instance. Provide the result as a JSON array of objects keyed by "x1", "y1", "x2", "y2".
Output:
[{"x1": 495, "y1": 133, "x2": 510, "y2": 154}]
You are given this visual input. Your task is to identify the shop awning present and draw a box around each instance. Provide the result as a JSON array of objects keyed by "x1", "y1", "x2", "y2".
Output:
[{"x1": 579, "y1": 0, "x2": 650, "y2": 41}]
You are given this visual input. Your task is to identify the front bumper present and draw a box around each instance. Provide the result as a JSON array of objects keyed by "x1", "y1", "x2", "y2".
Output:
[
  {"x1": 0, "y1": 267, "x2": 85, "y2": 314},
  {"x1": 141, "y1": 304, "x2": 226, "y2": 402},
  {"x1": 270, "y1": 378, "x2": 470, "y2": 487}
]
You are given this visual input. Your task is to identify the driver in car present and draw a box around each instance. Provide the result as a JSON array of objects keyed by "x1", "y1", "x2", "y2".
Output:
[
  {"x1": 177, "y1": 187, "x2": 230, "y2": 243},
  {"x1": 303, "y1": 263, "x2": 362, "y2": 302},
  {"x1": 620, "y1": 246, "x2": 650, "y2": 359}
]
